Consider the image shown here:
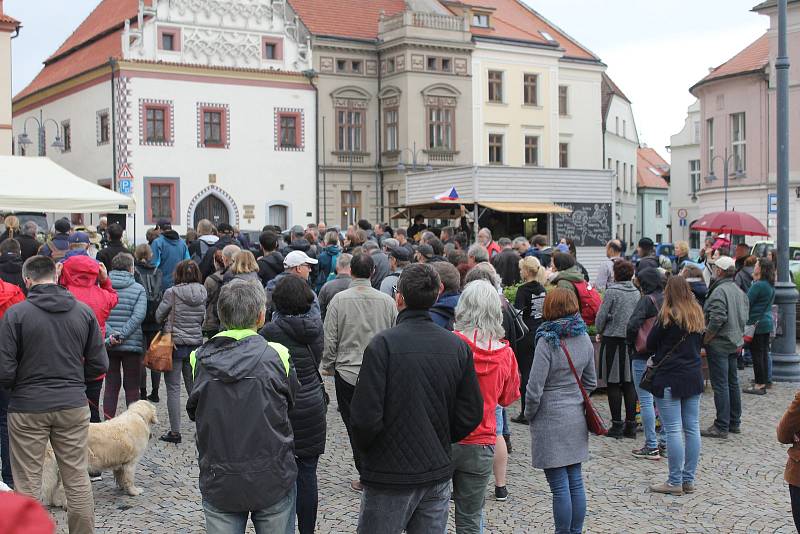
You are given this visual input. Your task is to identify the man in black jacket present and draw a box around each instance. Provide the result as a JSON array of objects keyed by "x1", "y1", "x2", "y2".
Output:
[
  {"x1": 257, "y1": 230, "x2": 284, "y2": 287},
  {"x1": 96, "y1": 223, "x2": 128, "y2": 272},
  {"x1": 0, "y1": 239, "x2": 25, "y2": 293},
  {"x1": 635, "y1": 237, "x2": 660, "y2": 274},
  {"x1": 199, "y1": 222, "x2": 238, "y2": 279},
  {"x1": 0, "y1": 255, "x2": 108, "y2": 533},
  {"x1": 351, "y1": 263, "x2": 483, "y2": 533}
]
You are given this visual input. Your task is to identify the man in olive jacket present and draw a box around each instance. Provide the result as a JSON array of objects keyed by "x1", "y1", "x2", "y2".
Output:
[{"x1": 702, "y1": 256, "x2": 749, "y2": 439}]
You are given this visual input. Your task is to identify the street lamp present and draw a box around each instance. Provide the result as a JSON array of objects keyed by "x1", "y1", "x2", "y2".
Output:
[
  {"x1": 704, "y1": 147, "x2": 745, "y2": 211},
  {"x1": 16, "y1": 109, "x2": 64, "y2": 156},
  {"x1": 397, "y1": 141, "x2": 433, "y2": 173}
]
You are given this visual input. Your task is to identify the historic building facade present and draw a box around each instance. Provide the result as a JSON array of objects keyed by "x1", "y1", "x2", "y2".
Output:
[
  {"x1": 668, "y1": 100, "x2": 702, "y2": 249},
  {"x1": 636, "y1": 147, "x2": 671, "y2": 244},
  {"x1": 0, "y1": 0, "x2": 19, "y2": 155}
]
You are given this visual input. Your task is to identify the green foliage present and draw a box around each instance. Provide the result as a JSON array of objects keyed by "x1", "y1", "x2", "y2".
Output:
[{"x1": 503, "y1": 283, "x2": 522, "y2": 304}]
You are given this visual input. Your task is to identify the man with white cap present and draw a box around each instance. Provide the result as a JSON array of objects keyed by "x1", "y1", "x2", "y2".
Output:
[{"x1": 265, "y1": 250, "x2": 320, "y2": 320}]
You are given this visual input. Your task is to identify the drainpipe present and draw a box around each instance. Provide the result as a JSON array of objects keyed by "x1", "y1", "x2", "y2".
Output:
[
  {"x1": 303, "y1": 69, "x2": 319, "y2": 222},
  {"x1": 376, "y1": 49, "x2": 384, "y2": 223},
  {"x1": 110, "y1": 58, "x2": 117, "y2": 191}
]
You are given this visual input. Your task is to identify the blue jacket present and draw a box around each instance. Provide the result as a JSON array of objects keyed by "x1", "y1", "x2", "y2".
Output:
[
  {"x1": 316, "y1": 244, "x2": 342, "y2": 292},
  {"x1": 106, "y1": 270, "x2": 147, "y2": 354},
  {"x1": 430, "y1": 292, "x2": 460, "y2": 330},
  {"x1": 152, "y1": 230, "x2": 190, "y2": 290}
]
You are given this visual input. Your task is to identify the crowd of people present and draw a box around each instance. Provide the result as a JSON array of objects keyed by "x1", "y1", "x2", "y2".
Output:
[{"x1": 0, "y1": 211, "x2": 795, "y2": 533}]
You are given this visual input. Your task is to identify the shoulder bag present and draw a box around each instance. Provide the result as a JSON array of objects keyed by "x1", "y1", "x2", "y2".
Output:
[
  {"x1": 634, "y1": 295, "x2": 658, "y2": 354},
  {"x1": 144, "y1": 292, "x2": 175, "y2": 372},
  {"x1": 561, "y1": 340, "x2": 607, "y2": 436},
  {"x1": 639, "y1": 332, "x2": 688, "y2": 393}
]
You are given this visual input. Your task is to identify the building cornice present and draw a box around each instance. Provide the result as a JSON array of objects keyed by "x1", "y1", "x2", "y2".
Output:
[
  {"x1": 689, "y1": 67, "x2": 768, "y2": 96},
  {"x1": 13, "y1": 64, "x2": 112, "y2": 115}
]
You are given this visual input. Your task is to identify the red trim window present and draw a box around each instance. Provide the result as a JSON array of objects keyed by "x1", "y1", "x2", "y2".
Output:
[
  {"x1": 277, "y1": 112, "x2": 301, "y2": 149},
  {"x1": 262, "y1": 37, "x2": 284, "y2": 60},
  {"x1": 200, "y1": 106, "x2": 228, "y2": 148},
  {"x1": 144, "y1": 104, "x2": 170, "y2": 143},
  {"x1": 158, "y1": 27, "x2": 181, "y2": 52},
  {"x1": 145, "y1": 178, "x2": 179, "y2": 224}
]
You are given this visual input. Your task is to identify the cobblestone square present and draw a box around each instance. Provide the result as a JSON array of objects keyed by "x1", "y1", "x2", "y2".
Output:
[{"x1": 45, "y1": 369, "x2": 797, "y2": 533}]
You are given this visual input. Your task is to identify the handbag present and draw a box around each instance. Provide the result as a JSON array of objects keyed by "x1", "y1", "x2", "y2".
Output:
[
  {"x1": 560, "y1": 340, "x2": 607, "y2": 436},
  {"x1": 639, "y1": 333, "x2": 687, "y2": 393},
  {"x1": 510, "y1": 305, "x2": 530, "y2": 341},
  {"x1": 144, "y1": 292, "x2": 174, "y2": 372},
  {"x1": 634, "y1": 295, "x2": 657, "y2": 354}
]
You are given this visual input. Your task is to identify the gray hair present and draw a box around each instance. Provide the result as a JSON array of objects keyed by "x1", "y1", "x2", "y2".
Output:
[
  {"x1": 382, "y1": 238, "x2": 399, "y2": 250},
  {"x1": 454, "y1": 280, "x2": 505, "y2": 340},
  {"x1": 111, "y1": 252, "x2": 134, "y2": 272},
  {"x1": 221, "y1": 244, "x2": 241, "y2": 260},
  {"x1": 363, "y1": 240, "x2": 379, "y2": 251},
  {"x1": 512, "y1": 236, "x2": 529, "y2": 248},
  {"x1": 464, "y1": 262, "x2": 502, "y2": 291},
  {"x1": 22, "y1": 221, "x2": 38, "y2": 237},
  {"x1": 467, "y1": 244, "x2": 489, "y2": 263},
  {"x1": 218, "y1": 279, "x2": 267, "y2": 330},
  {"x1": 336, "y1": 253, "x2": 353, "y2": 273},
  {"x1": 421, "y1": 231, "x2": 435, "y2": 243},
  {"x1": 478, "y1": 227, "x2": 492, "y2": 240},
  {"x1": 498, "y1": 237, "x2": 512, "y2": 247}
]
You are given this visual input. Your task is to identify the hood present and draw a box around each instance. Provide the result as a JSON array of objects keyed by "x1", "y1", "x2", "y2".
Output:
[
  {"x1": 272, "y1": 313, "x2": 323, "y2": 345},
  {"x1": 554, "y1": 266, "x2": 584, "y2": 284},
  {"x1": 135, "y1": 260, "x2": 156, "y2": 272},
  {"x1": 60, "y1": 255, "x2": 100, "y2": 288},
  {"x1": 110, "y1": 270, "x2": 136, "y2": 290},
  {"x1": 171, "y1": 283, "x2": 207, "y2": 306},
  {"x1": 224, "y1": 271, "x2": 260, "y2": 284},
  {"x1": 199, "y1": 234, "x2": 219, "y2": 246},
  {"x1": 636, "y1": 267, "x2": 665, "y2": 295},
  {"x1": 739, "y1": 266, "x2": 754, "y2": 278},
  {"x1": 26, "y1": 283, "x2": 76, "y2": 313},
  {"x1": 0, "y1": 254, "x2": 22, "y2": 274},
  {"x1": 161, "y1": 229, "x2": 181, "y2": 241},
  {"x1": 607, "y1": 280, "x2": 639, "y2": 293},
  {"x1": 195, "y1": 332, "x2": 267, "y2": 383},
  {"x1": 289, "y1": 239, "x2": 311, "y2": 252},
  {"x1": 455, "y1": 331, "x2": 510, "y2": 372},
  {"x1": 0, "y1": 280, "x2": 22, "y2": 307},
  {"x1": 261, "y1": 251, "x2": 284, "y2": 268},
  {"x1": 432, "y1": 292, "x2": 460, "y2": 312},
  {"x1": 324, "y1": 244, "x2": 341, "y2": 255}
]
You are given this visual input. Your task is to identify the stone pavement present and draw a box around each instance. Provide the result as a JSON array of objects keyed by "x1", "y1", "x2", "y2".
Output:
[{"x1": 49, "y1": 369, "x2": 797, "y2": 533}]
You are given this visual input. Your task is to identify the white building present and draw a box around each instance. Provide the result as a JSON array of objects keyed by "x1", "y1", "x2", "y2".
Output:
[
  {"x1": 668, "y1": 100, "x2": 702, "y2": 249},
  {"x1": 601, "y1": 73, "x2": 639, "y2": 251},
  {"x1": 0, "y1": 0, "x2": 20, "y2": 155},
  {"x1": 636, "y1": 147, "x2": 671, "y2": 244},
  {"x1": 13, "y1": 0, "x2": 316, "y2": 240}
]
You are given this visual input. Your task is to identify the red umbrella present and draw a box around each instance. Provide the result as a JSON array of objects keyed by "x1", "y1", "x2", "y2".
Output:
[{"x1": 690, "y1": 211, "x2": 770, "y2": 236}]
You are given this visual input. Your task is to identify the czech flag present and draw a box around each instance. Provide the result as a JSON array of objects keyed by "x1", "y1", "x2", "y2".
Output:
[{"x1": 434, "y1": 187, "x2": 459, "y2": 201}]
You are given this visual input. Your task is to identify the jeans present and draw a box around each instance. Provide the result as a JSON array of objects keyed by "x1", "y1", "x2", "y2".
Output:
[
  {"x1": 790, "y1": 484, "x2": 800, "y2": 532},
  {"x1": 203, "y1": 487, "x2": 296, "y2": 534},
  {"x1": 452, "y1": 443, "x2": 494, "y2": 534},
  {"x1": 334, "y1": 372, "x2": 361, "y2": 472},
  {"x1": 165, "y1": 345, "x2": 197, "y2": 434},
  {"x1": 0, "y1": 386, "x2": 11, "y2": 487},
  {"x1": 103, "y1": 350, "x2": 143, "y2": 418},
  {"x1": 85, "y1": 378, "x2": 103, "y2": 423},
  {"x1": 653, "y1": 388, "x2": 701, "y2": 486},
  {"x1": 494, "y1": 405, "x2": 504, "y2": 436},
  {"x1": 632, "y1": 359, "x2": 658, "y2": 449},
  {"x1": 543, "y1": 463, "x2": 585, "y2": 534},
  {"x1": 295, "y1": 456, "x2": 319, "y2": 534},
  {"x1": 357, "y1": 479, "x2": 450, "y2": 534},
  {"x1": 750, "y1": 334, "x2": 770, "y2": 385},
  {"x1": 706, "y1": 348, "x2": 742, "y2": 432}
]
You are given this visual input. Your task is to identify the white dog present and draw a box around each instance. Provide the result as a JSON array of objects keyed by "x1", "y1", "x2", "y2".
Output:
[{"x1": 42, "y1": 400, "x2": 158, "y2": 507}]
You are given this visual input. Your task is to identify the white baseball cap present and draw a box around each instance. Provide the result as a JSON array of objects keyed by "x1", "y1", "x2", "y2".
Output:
[
  {"x1": 712, "y1": 256, "x2": 736, "y2": 271},
  {"x1": 284, "y1": 250, "x2": 318, "y2": 268}
]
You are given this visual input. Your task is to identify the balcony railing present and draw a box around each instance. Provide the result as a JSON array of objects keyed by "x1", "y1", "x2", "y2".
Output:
[{"x1": 379, "y1": 11, "x2": 468, "y2": 34}]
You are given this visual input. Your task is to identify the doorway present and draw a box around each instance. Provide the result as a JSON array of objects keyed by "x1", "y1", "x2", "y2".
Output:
[{"x1": 194, "y1": 195, "x2": 229, "y2": 228}]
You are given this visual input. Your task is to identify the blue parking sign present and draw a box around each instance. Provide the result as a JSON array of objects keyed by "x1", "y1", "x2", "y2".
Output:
[{"x1": 119, "y1": 179, "x2": 133, "y2": 195}]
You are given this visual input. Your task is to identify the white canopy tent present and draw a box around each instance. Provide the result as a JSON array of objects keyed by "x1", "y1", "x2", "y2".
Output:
[{"x1": 0, "y1": 156, "x2": 135, "y2": 214}]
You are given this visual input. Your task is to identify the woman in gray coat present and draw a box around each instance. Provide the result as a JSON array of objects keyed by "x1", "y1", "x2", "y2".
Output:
[
  {"x1": 526, "y1": 287, "x2": 596, "y2": 534},
  {"x1": 103, "y1": 253, "x2": 147, "y2": 418},
  {"x1": 155, "y1": 259, "x2": 207, "y2": 444},
  {"x1": 595, "y1": 259, "x2": 640, "y2": 438}
]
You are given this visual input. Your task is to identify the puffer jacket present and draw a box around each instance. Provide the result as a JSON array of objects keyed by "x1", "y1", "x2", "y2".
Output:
[
  {"x1": 60, "y1": 254, "x2": 118, "y2": 337},
  {"x1": 260, "y1": 313, "x2": 327, "y2": 458},
  {"x1": 106, "y1": 270, "x2": 147, "y2": 354},
  {"x1": 156, "y1": 282, "x2": 207, "y2": 346},
  {"x1": 203, "y1": 269, "x2": 227, "y2": 333},
  {"x1": 596, "y1": 281, "x2": 640, "y2": 338}
]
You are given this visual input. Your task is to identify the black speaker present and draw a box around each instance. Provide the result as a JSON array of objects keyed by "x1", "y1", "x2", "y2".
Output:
[{"x1": 107, "y1": 214, "x2": 127, "y2": 230}]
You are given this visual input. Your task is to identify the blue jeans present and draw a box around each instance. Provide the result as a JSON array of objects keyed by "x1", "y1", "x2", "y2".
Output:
[
  {"x1": 0, "y1": 386, "x2": 11, "y2": 487},
  {"x1": 495, "y1": 405, "x2": 504, "y2": 435},
  {"x1": 632, "y1": 359, "x2": 659, "y2": 449},
  {"x1": 295, "y1": 456, "x2": 319, "y2": 534},
  {"x1": 203, "y1": 487, "x2": 296, "y2": 534},
  {"x1": 706, "y1": 348, "x2": 741, "y2": 432},
  {"x1": 654, "y1": 388, "x2": 701, "y2": 486},
  {"x1": 543, "y1": 463, "x2": 585, "y2": 534}
]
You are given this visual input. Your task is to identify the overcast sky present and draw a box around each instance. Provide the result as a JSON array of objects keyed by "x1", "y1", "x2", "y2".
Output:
[{"x1": 7, "y1": 0, "x2": 770, "y2": 161}]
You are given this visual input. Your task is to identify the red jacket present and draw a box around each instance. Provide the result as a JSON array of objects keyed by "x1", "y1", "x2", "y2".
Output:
[
  {"x1": 455, "y1": 331, "x2": 520, "y2": 445},
  {"x1": 59, "y1": 255, "x2": 118, "y2": 337},
  {"x1": 486, "y1": 241, "x2": 502, "y2": 259},
  {"x1": 0, "y1": 279, "x2": 25, "y2": 319}
]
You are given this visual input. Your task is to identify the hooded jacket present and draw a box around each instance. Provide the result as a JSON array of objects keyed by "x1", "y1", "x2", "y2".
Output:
[
  {"x1": 636, "y1": 254, "x2": 660, "y2": 275},
  {"x1": 199, "y1": 234, "x2": 238, "y2": 279},
  {"x1": 186, "y1": 330, "x2": 299, "y2": 513},
  {"x1": 155, "y1": 282, "x2": 207, "y2": 346},
  {"x1": 151, "y1": 230, "x2": 190, "y2": 289},
  {"x1": 96, "y1": 240, "x2": 129, "y2": 272},
  {"x1": 454, "y1": 331, "x2": 520, "y2": 445},
  {"x1": 13, "y1": 233, "x2": 40, "y2": 261},
  {"x1": 596, "y1": 281, "x2": 640, "y2": 338},
  {"x1": 188, "y1": 234, "x2": 219, "y2": 264},
  {"x1": 704, "y1": 276, "x2": 749, "y2": 354},
  {"x1": 552, "y1": 265, "x2": 586, "y2": 298},
  {"x1": 266, "y1": 272, "x2": 321, "y2": 321},
  {"x1": 0, "y1": 253, "x2": 25, "y2": 293},
  {"x1": 316, "y1": 244, "x2": 341, "y2": 291},
  {"x1": 0, "y1": 280, "x2": 24, "y2": 318},
  {"x1": 203, "y1": 268, "x2": 227, "y2": 334},
  {"x1": 60, "y1": 254, "x2": 118, "y2": 337},
  {"x1": 260, "y1": 314, "x2": 327, "y2": 458},
  {"x1": 430, "y1": 292, "x2": 460, "y2": 330},
  {"x1": 626, "y1": 267, "x2": 665, "y2": 359},
  {"x1": 687, "y1": 278, "x2": 708, "y2": 306},
  {"x1": 106, "y1": 270, "x2": 147, "y2": 354},
  {"x1": 257, "y1": 251, "x2": 284, "y2": 287},
  {"x1": 735, "y1": 266, "x2": 754, "y2": 294},
  {"x1": 0, "y1": 283, "x2": 108, "y2": 413}
]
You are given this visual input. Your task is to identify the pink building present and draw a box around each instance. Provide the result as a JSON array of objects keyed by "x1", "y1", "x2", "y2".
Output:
[{"x1": 690, "y1": 0, "x2": 800, "y2": 243}]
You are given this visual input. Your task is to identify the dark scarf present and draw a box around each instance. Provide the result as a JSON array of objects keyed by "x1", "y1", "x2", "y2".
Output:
[{"x1": 535, "y1": 312, "x2": 587, "y2": 348}]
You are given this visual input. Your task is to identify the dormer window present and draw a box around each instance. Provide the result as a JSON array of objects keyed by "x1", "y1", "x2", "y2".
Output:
[{"x1": 472, "y1": 13, "x2": 489, "y2": 27}]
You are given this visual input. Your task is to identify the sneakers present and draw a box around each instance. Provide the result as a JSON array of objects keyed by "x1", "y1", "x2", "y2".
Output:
[
  {"x1": 88, "y1": 471, "x2": 102, "y2": 482},
  {"x1": 658, "y1": 443, "x2": 668, "y2": 459},
  {"x1": 743, "y1": 386, "x2": 767, "y2": 396},
  {"x1": 701, "y1": 425, "x2": 728, "y2": 439},
  {"x1": 631, "y1": 446, "x2": 661, "y2": 460},
  {"x1": 349, "y1": 480, "x2": 363, "y2": 493},
  {"x1": 682, "y1": 482, "x2": 696, "y2": 494},
  {"x1": 606, "y1": 421, "x2": 624, "y2": 439},
  {"x1": 650, "y1": 482, "x2": 683, "y2": 496},
  {"x1": 511, "y1": 413, "x2": 529, "y2": 425},
  {"x1": 494, "y1": 486, "x2": 508, "y2": 501},
  {"x1": 729, "y1": 425, "x2": 741, "y2": 434},
  {"x1": 623, "y1": 421, "x2": 637, "y2": 439},
  {"x1": 159, "y1": 431, "x2": 181, "y2": 444}
]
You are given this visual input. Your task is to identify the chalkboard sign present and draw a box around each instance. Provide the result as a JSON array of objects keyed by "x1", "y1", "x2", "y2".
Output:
[{"x1": 553, "y1": 203, "x2": 612, "y2": 247}]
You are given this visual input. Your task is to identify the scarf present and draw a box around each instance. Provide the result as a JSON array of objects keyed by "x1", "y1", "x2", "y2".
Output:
[{"x1": 535, "y1": 313, "x2": 587, "y2": 348}]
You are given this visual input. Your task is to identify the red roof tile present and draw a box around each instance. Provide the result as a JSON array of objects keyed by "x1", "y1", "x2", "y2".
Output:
[
  {"x1": 691, "y1": 33, "x2": 769, "y2": 92},
  {"x1": 0, "y1": 13, "x2": 20, "y2": 26},
  {"x1": 637, "y1": 147, "x2": 670, "y2": 189},
  {"x1": 48, "y1": 0, "x2": 141, "y2": 62},
  {"x1": 288, "y1": 0, "x2": 405, "y2": 41}
]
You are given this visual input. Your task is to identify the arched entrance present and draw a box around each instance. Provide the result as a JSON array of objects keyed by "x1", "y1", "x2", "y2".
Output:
[{"x1": 194, "y1": 195, "x2": 229, "y2": 227}]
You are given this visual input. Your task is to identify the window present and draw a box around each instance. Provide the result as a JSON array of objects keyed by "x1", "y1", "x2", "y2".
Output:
[
  {"x1": 690, "y1": 159, "x2": 701, "y2": 196},
  {"x1": 427, "y1": 103, "x2": 454, "y2": 150},
  {"x1": 488, "y1": 134, "x2": 503, "y2": 164},
  {"x1": 337, "y1": 105, "x2": 364, "y2": 152},
  {"x1": 615, "y1": 116, "x2": 619, "y2": 134},
  {"x1": 656, "y1": 233, "x2": 663, "y2": 243},
  {"x1": 607, "y1": 157, "x2": 612, "y2": 170},
  {"x1": 524, "y1": 74, "x2": 538, "y2": 105},
  {"x1": 623, "y1": 163, "x2": 627, "y2": 192},
  {"x1": 731, "y1": 112, "x2": 746, "y2": 172},
  {"x1": 341, "y1": 190, "x2": 362, "y2": 229},
  {"x1": 99, "y1": 112, "x2": 110, "y2": 144},
  {"x1": 336, "y1": 59, "x2": 347, "y2": 73},
  {"x1": 615, "y1": 160, "x2": 620, "y2": 189},
  {"x1": 388, "y1": 189, "x2": 399, "y2": 208},
  {"x1": 61, "y1": 121, "x2": 71, "y2": 152},
  {"x1": 706, "y1": 118, "x2": 714, "y2": 166},
  {"x1": 630, "y1": 164, "x2": 635, "y2": 191},
  {"x1": 488, "y1": 71, "x2": 503, "y2": 103},
  {"x1": 441, "y1": 58, "x2": 452, "y2": 72},
  {"x1": 145, "y1": 106, "x2": 167, "y2": 143},
  {"x1": 655, "y1": 199, "x2": 663, "y2": 217},
  {"x1": 689, "y1": 229, "x2": 700, "y2": 249},
  {"x1": 351, "y1": 60, "x2": 362, "y2": 74},
  {"x1": 384, "y1": 108, "x2": 398, "y2": 152},
  {"x1": 427, "y1": 57, "x2": 438, "y2": 71},
  {"x1": 559, "y1": 142, "x2": 568, "y2": 168},
  {"x1": 264, "y1": 42, "x2": 277, "y2": 59},
  {"x1": 558, "y1": 86, "x2": 568, "y2": 116},
  {"x1": 158, "y1": 28, "x2": 181, "y2": 52},
  {"x1": 203, "y1": 110, "x2": 224, "y2": 147},
  {"x1": 472, "y1": 13, "x2": 489, "y2": 27},
  {"x1": 151, "y1": 184, "x2": 172, "y2": 220},
  {"x1": 387, "y1": 58, "x2": 396, "y2": 73},
  {"x1": 162, "y1": 33, "x2": 175, "y2": 51},
  {"x1": 524, "y1": 135, "x2": 539, "y2": 166},
  {"x1": 262, "y1": 37, "x2": 283, "y2": 60},
  {"x1": 144, "y1": 177, "x2": 179, "y2": 224},
  {"x1": 622, "y1": 120, "x2": 627, "y2": 138},
  {"x1": 278, "y1": 114, "x2": 298, "y2": 148},
  {"x1": 268, "y1": 205, "x2": 288, "y2": 229}
]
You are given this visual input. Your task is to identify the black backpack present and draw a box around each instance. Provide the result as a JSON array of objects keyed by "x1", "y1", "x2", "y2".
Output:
[
  {"x1": 191, "y1": 240, "x2": 210, "y2": 264},
  {"x1": 135, "y1": 268, "x2": 164, "y2": 325}
]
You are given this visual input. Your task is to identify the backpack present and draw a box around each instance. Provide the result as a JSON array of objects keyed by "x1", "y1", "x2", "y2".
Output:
[
  {"x1": 135, "y1": 268, "x2": 164, "y2": 325},
  {"x1": 326, "y1": 252, "x2": 340, "y2": 283},
  {"x1": 191, "y1": 240, "x2": 210, "y2": 264},
  {"x1": 569, "y1": 280, "x2": 602, "y2": 326}
]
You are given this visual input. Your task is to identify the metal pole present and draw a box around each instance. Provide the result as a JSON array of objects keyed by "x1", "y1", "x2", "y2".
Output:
[
  {"x1": 321, "y1": 116, "x2": 327, "y2": 224},
  {"x1": 348, "y1": 152, "x2": 354, "y2": 227},
  {"x1": 38, "y1": 110, "x2": 45, "y2": 157},
  {"x1": 771, "y1": 0, "x2": 800, "y2": 381},
  {"x1": 723, "y1": 148, "x2": 729, "y2": 212}
]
